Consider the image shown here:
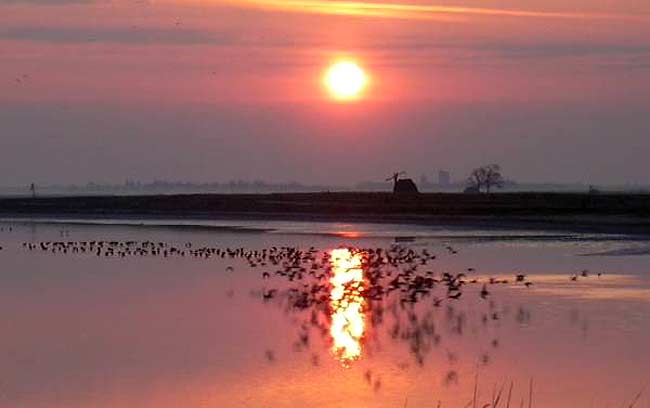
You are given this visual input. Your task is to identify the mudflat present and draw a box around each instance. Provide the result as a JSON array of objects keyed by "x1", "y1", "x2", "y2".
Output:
[{"x1": 1, "y1": 192, "x2": 650, "y2": 234}]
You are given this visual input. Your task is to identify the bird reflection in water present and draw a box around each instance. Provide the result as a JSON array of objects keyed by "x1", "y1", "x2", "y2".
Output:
[{"x1": 329, "y1": 248, "x2": 367, "y2": 366}]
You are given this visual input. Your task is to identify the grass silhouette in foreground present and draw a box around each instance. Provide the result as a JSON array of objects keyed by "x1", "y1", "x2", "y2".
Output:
[{"x1": 404, "y1": 373, "x2": 645, "y2": 408}]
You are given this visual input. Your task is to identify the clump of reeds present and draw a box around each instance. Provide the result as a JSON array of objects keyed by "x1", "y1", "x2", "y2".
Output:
[
  {"x1": 405, "y1": 374, "x2": 644, "y2": 408},
  {"x1": 466, "y1": 374, "x2": 532, "y2": 408}
]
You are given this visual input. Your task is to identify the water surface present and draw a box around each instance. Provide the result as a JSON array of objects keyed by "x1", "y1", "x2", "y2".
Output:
[{"x1": 0, "y1": 219, "x2": 648, "y2": 408}]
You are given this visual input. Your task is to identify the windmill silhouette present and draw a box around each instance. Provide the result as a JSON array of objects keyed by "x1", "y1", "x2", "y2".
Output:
[
  {"x1": 386, "y1": 171, "x2": 406, "y2": 185},
  {"x1": 386, "y1": 171, "x2": 419, "y2": 194}
]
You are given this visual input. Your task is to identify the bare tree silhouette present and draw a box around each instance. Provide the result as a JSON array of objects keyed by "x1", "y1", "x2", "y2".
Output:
[{"x1": 467, "y1": 164, "x2": 504, "y2": 193}]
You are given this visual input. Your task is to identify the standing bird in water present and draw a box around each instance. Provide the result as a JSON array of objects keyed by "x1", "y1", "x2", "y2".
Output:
[{"x1": 480, "y1": 284, "x2": 489, "y2": 299}]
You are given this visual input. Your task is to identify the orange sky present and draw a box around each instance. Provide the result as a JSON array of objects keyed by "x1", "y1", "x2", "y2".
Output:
[
  {"x1": 2, "y1": 0, "x2": 649, "y2": 104},
  {"x1": 1, "y1": 0, "x2": 649, "y2": 185}
]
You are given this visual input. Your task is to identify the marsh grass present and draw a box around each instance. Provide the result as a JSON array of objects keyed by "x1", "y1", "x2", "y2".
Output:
[{"x1": 408, "y1": 374, "x2": 644, "y2": 408}]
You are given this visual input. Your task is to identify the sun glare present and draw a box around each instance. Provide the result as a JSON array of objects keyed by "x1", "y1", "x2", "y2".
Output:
[
  {"x1": 324, "y1": 61, "x2": 368, "y2": 101},
  {"x1": 329, "y1": 248, "x2": 366, "y2": 366}
]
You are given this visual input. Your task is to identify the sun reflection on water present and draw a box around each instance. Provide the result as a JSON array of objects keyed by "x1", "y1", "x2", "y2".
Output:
[{"x1": 329, "y1": 248, "x2": 367, "y2": 366}]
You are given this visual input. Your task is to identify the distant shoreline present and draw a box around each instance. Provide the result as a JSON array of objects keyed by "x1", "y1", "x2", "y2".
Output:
[{"x1": 1, "y1": 192, "x2": 649, "y2": 235}]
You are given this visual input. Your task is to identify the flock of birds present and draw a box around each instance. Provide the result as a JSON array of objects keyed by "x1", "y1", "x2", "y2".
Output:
[
  {"x1": 243, "y1": 245, "x2": 542, "y2": 371},
  {"x1": 14, "y1": 238, "x2": 541, "y2": 305},
  {"x1": 0, "y1": 226, "x2": 605, "y2": 388},
  {"x1": 20, "y1": 239, "x2": 260, "y2": 259}
]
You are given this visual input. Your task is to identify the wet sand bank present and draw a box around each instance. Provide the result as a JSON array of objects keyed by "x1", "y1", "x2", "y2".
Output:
[{"x1": 1, "y1": 192, "x2": 649, "y2": 235}]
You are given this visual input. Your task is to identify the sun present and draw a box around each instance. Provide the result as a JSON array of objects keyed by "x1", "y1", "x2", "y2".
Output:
[{"x1": 324, "y1": 61, "x2": 368, "y2": 101}]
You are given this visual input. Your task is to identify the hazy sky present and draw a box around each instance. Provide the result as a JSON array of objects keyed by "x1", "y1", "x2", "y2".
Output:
[{"x1": 1, "y1": 0, "x2": 649, "y2": 186}]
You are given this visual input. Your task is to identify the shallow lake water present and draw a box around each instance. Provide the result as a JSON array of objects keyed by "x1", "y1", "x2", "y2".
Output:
[{"x1": 0, "y1": 219, "x2": 649, "y2": 408}]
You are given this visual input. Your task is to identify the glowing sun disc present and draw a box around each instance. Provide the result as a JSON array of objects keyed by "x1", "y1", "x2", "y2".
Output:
[{"x1": 324, "y1": 61, "x2": 368, "y2": 101}]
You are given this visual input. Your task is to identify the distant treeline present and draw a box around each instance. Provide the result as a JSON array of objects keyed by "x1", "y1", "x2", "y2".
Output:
[
  {"x1": 0, "y1": 179, "x2": 649, "y2": 197},
  {"x1": 0, "y1": 180, "x2": 338, "y2": 197}
]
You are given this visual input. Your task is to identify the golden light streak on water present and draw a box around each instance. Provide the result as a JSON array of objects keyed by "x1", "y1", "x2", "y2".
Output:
[{"x1": 329, "y1": 248, "x2": 366, "y2": 366}]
